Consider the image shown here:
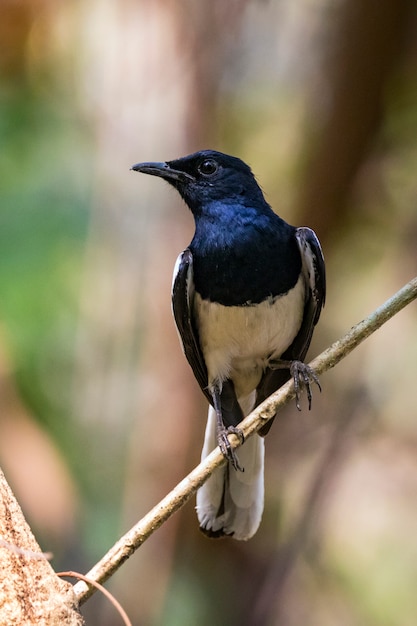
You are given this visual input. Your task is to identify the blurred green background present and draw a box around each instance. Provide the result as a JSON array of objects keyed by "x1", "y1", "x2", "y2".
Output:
[{"x1": 1, "y1": 1, "x2": 417, "y2": 625}]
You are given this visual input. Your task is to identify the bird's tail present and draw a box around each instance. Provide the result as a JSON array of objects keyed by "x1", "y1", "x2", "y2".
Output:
[{"x1": 196, "y1": 404, "x2": 264, "y2": 541}]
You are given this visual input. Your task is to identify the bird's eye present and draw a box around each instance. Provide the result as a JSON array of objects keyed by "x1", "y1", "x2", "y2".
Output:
[{"x1": 198, "y1": 159, "x2": 218, "y2": 176}]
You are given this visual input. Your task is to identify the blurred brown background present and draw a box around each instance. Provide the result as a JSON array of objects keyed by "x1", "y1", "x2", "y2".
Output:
[{"x1": 1, "y1": 1, "x2": 417, "y2": 624}]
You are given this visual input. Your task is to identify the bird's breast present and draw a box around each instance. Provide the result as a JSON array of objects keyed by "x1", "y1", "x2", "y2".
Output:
[{"x1": 194, "y1": 274, "x2": 305, "y2": 398}]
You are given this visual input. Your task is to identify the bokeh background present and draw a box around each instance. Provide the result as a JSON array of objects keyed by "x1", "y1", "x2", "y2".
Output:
[{"x1": 1, "y1": 1, "x2": 417, "y2": 624}]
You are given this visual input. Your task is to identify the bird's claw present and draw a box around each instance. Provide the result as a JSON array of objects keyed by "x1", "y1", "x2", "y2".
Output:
[
  {"x1": 290, "y1": 361, "x2": 321, "y2": 410},
  {"x1": 217, "y1": 426, "x2": 245, "y2": 472}
]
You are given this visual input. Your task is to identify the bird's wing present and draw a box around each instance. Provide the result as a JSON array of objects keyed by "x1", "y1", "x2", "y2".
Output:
[
  {"x1": 256, "y1": 227, "x2": 325, "y2": 435},
  {"x1": 171, "y1": 248, "x2": 210, "y2": 404},
  {"x1": 289, "y1": 226, "x2": 326, "y2": 358}
]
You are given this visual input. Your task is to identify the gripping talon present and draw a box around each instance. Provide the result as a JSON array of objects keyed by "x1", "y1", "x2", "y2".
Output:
[
  {"x1": 217, "y1": 426, "x2": 244, "y2": 472},
  {"x1": 227, "y1": 425, "x2": 245, "y2": 445},
  {"x1": 211, "y1": 389, "x2": 244, "y2": 471},
  {"x1": 290, "y1": 361, "x2": 321, "y2": 410}
]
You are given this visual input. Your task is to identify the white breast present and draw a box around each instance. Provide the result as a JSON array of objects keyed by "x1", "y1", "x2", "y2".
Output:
[{"x1": 194, "y1": 275, "x2": 305, "y2": 399}]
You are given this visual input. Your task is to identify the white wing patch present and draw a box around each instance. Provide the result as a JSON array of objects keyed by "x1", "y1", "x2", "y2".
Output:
[{"x1": 295, "y1": 227, "x2": 324, "y2": 306}]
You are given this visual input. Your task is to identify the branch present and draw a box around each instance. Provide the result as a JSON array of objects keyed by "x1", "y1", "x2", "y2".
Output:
[{"x1": 74, "y1": 276, "x2": 417, "y2": 605}]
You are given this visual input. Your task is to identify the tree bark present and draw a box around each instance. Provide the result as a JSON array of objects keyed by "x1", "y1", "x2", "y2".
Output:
[{"x1": 0, "y1": 468, "x2": 83, "y2": 625}]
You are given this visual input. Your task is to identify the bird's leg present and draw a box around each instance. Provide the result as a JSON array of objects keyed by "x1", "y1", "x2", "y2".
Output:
[
  {"x1": 211, "y1": 390, "x2": 244, "y2": 472},
  {"x1": 269, "y1": 359, "x2": 321, "y2": 411}
]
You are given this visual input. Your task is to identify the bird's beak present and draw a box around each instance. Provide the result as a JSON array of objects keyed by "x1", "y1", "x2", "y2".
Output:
[{"x1": 131, "y1": 161, "x2": 195, "y2": 183}]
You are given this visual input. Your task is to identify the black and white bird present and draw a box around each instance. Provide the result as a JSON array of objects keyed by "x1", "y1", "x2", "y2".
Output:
[{"x1": 132, "y1": 150, "x2": 325, "y2": 540}]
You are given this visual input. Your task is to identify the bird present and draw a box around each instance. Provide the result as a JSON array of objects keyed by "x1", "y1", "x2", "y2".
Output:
[{"x1": 131, "y1": 150, "x2": 325, "y2": 540}]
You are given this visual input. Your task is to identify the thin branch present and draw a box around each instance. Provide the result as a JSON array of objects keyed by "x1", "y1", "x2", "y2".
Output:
[
  {"x1": 59, "y1": 572, "x2": 132, "y2": 626},
  {"x1": 74, "y1": 276, "x2": 417, "y2": 605}
]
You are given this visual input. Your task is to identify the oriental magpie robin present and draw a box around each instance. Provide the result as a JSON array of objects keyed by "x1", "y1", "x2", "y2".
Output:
[{"x1": 132, "y1": 150, "x2": 325, "y2": 540}]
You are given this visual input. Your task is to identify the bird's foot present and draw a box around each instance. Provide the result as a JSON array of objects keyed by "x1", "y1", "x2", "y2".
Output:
[
  {"x1": 217, "y1": 425, "x2": 245, "y2": 472},
  {"x1": 290, "y1": 360, "x2": 321, "y2": 410}
]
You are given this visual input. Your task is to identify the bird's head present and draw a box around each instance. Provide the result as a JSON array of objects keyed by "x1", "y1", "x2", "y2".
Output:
[{"x1": 131, "y1": 150, "x2": 266, "y2": 214}]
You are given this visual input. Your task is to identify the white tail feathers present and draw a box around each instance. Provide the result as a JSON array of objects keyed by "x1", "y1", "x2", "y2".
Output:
[{"x1": 196, "y1": 406, "x2": 264, "y2": 540}]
